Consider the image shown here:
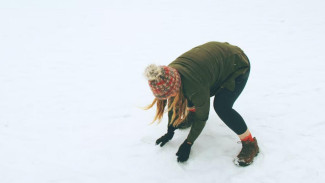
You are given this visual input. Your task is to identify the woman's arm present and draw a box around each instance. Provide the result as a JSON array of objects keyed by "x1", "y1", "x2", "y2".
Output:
[
  {"x1": 186, "y1": 92, "x2": 210, "y2": 143},
  {"x1": 176, "y1": 92, "x2": 210, "y2": 162},
  {"x1": 155, "y1": 110, "x2": 177, "y2": 147}
]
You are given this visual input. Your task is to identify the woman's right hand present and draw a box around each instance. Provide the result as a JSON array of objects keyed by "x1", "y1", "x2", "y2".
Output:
[
  {"x1": 155, "y1": 125, "x2": 176, "y2": 147},
  {"x1": 155, "y1": 132, "x2": 174, "y2": 147}
]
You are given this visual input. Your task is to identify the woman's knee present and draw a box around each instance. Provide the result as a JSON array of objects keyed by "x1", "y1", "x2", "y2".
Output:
[{"x1": 213, "y1": 104, "x2": 232, "y2": 118}]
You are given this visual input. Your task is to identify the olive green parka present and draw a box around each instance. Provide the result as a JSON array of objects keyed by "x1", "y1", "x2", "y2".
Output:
[{"x1": 168, "y1": 41, "x2": 250, "y2": 143}]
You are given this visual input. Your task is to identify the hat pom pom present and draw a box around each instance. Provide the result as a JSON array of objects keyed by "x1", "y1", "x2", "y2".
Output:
[{"x1": 144, "y1": 64, "x2": 163, "y2": 81}]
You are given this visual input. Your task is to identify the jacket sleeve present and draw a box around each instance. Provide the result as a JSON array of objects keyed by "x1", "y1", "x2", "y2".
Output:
[{"x1": 186, "y1": 91, "x2": 210, "y2": 143}]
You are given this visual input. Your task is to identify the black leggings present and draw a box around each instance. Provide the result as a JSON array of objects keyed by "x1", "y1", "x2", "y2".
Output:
[{"x1": 213, "y1": 69, "x2": 250, "y2": 135}]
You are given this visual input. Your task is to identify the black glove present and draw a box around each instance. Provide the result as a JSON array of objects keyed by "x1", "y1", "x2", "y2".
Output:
[
  {"x1": 155, "y1": 126, "x2": 176, "y2": 147},
  {"x1": 176, "y1": 139, "x2": 192, "y2": 162}
]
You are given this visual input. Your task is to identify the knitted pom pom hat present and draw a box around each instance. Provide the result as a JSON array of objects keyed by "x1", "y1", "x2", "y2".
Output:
[{"x1": 144, "y1": 64, "x2": 181, "y2": 100}]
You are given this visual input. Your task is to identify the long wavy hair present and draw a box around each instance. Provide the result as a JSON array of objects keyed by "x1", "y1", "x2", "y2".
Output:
[{"x1": 144, "y1": 85, "x2": 189, "y2": 127}]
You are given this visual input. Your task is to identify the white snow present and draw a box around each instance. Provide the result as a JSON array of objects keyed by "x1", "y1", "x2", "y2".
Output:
[{"x1": 1, "y1": 0, "x2": 325, "y2": 182}]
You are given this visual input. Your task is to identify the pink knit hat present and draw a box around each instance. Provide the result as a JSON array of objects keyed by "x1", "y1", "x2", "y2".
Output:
[{"x1": 144, "y1": 64, "x2": 181, "y2": 100}]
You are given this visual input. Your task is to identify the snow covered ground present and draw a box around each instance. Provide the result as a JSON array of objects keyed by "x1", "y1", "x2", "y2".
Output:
[{"x1": 1, "y1": 0, "x2": 325, "y2": 182}]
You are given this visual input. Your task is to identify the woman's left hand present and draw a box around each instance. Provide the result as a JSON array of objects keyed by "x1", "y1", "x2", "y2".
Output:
[{"x1": 176, "y1": 140, "x2": 192, "y2": 162}]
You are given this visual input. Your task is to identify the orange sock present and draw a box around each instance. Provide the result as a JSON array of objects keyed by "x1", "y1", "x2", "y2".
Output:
[{"x1": 241, "y1": 133, "x2": 254, "y2": 142}]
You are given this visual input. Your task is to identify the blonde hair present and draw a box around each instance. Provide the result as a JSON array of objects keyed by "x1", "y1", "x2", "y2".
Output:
[{"x1": 144, "y1": 85, "x2": 189, "y2": 127}]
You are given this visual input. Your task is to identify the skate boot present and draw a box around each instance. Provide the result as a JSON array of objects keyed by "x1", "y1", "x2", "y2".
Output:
[{"x1": 234, "y1": 137, "x2": 259, "y2": 166}]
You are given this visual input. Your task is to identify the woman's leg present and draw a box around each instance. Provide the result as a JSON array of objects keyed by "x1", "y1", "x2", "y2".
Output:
[
  {"x1": 213, "y1": 69, "x2": 250, "y2": 136},
  {"x1": 214, "y1": 69, "x2": 259, "y2": 166}
]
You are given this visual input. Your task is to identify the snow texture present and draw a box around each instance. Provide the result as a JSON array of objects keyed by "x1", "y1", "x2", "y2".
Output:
[{"x1": 1, "y1": 0, "x2": 325, "y2": 183}]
